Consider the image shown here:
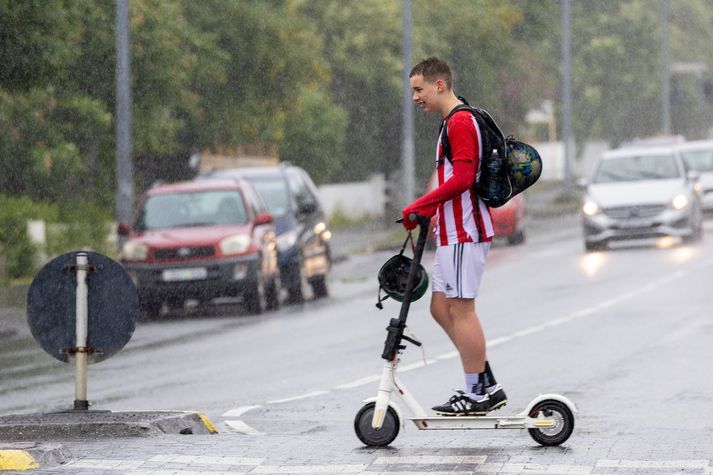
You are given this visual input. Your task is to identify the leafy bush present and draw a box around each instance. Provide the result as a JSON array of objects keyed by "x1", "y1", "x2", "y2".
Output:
[
  {"x1": 0, "y1": 195, "x2": 42, "y2": 279},
  {"x1": 0, "y1": 194, "x2": 113, "y2": 280}
]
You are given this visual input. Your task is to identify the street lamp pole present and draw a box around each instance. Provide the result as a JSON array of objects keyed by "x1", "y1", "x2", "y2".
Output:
[
  {"x1": 401, "y1": 0, "x2": 415, "y2": 209},
  {"x1": 116, "y1": 0, "x2": 133, "y2": 249},
  {"x1": 561, "y1": 0, "x2": 574, "y2": 189},
  {"x1": 660, "y1": 0, "x2": 671, "y2": 136}
]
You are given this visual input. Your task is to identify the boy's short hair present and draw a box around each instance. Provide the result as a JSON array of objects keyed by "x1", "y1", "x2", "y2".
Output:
[{"x1": 410, "y1": 57, "x2": 453, "y2": 90}]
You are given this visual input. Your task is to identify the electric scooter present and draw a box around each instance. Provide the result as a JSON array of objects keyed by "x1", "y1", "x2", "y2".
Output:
[{"x1": 354, "y1": 214, "x2": 576, "y2": 447}]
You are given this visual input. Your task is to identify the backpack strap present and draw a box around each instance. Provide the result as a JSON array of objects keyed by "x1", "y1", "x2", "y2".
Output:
[{"x1": 439, "y1": 102, "x2": 473, "y2": 163}]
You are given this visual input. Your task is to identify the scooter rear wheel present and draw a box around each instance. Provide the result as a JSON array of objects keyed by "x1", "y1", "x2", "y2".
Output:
[
  {"x1": 527, "y1": 399, "x2": 575, "y2": 446},
  {"x1": 354, "y1": 402, "x2": 400, "y2": 447}
]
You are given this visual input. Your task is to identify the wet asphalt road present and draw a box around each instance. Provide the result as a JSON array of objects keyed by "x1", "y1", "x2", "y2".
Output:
[{"x1": 2, "y1": 215, "x2": 713, "y2": 473}]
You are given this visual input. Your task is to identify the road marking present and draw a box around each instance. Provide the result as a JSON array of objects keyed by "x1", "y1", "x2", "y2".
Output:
[
  {"x1": 334, "y1": 374, "x2": 381, "y2": 390},
  {"x1": 66, "y1": 459, "x2": 144, "y2": 470},
  {"x1": 266, "y1": 390, "x2": 330, "y2": 404},
  {"x1": 222, "y1": 405, "x2": 262, "y2": 418},
  {"x1": 397, "y1": 359, "x2": 437, "y2": 372},
  {"x1": 54, "y1": 456, "x2": 713, "y2": 474},
  {"x1": 236, "y1": 269, "x2": 692, "y2": 432},
  {"x1": 251, "y1": 465, "x2": 365, "y2": 473},
  {"x1": 147, "y1": 454, "x2": 265, "y2": 465},
  {"x1": 224, "y1": 420, "x2": 265, "y2": 436},
  {"x1": 596, "y1": 459, "x2": 710, "y2": 469},
  {"x1": 475, "y1": 463, "x2": 592, "y2": 474},
  {"x1": 333, "y1": 270, "x2": 689, "y2": 391},
  {"x1": 373, "y1": 455, "x2": 487, "y2": 464}
]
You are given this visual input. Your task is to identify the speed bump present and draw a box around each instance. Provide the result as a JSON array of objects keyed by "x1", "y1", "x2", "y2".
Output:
[{"x1": 0, "y1": 450, "x2": 38, "y2": 470}]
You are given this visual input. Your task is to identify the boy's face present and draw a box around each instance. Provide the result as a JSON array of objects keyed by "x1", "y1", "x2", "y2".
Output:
[{"x1": 410, "y1": 74, "x2": 443, "y2": 113}]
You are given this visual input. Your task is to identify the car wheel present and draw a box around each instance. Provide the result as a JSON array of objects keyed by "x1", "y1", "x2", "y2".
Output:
[
  {"x1": 507, "y1": 229, "x2": 526, "y2": 246},
  {"x1": 683, "y1": 211, "x2": 703, "y2": 243},
  {"x1": 310, "y1": 275, "x2": 329, "y2": 299},
  {"x1": 584, "y1": 240, "x2": 607, "y2": 252},
  {"x1": 245, "y1": 272, "x2": 266, "y2": 315},
  {"x1": 140, "y1": 298, "x2": 163, "y2": 320},
  {"x1": 265, "y1": 274, "x2": 281, "y2": 310},
  {"x1": 285, "y1": 258, "x2": 309, "y2": 304}
]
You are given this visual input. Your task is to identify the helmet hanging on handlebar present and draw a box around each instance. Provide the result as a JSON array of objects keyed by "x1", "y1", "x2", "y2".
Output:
[{"x1": 376, "y1": 253, "x2": 429, "y2": 306}]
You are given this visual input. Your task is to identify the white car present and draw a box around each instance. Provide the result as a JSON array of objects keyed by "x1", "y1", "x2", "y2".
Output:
[
  {"x1": 580, "y1": 146, "x2": 703, "y2": 251},
  {"x1": 677, "y1": 140, "x2": 713, "y2": 211}
]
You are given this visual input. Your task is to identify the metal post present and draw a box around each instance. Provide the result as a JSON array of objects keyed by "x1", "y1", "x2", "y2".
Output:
[
  {"x1": 74, "y1": 253, "x2": 89, "y2": 410},
  {"x1": 561, "y1": 0, "x2": 574, "y2": 190},
  {"x1": 660, "y1": 0, "x2": 671, "y2": 136},
  {"x1": 401, "y1": 0, "x2": 415, "y2": 208},
  {"x1": 116, "y1": 0, "x2": 133, "y2": 249}
]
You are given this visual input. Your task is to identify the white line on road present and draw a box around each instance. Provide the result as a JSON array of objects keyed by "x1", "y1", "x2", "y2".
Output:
[
  {"x1": 148, "y1": 454, "x2": 265, "y2": 465},
  {"x1": 224, "y1": 420, "x2": 265, "y2": 436},
  {"x1": 266, "y1": 390, "x2": 331, "y2": 404},
  {"x1": 334, "y1": 374, "x2": 382, "y2": 390},
  {"x1": 222, "y1": 405, "x2": 262, "y2": 418},
  {"x1": 332, "y1": 270, "x2": 689, "y2": 390},
  {"x1": 596, "y1": 459, "x2": 710, "y2": 470},
  {"x1": 251, "y1": 464, "x2": 366, "y2": 473},
  {"x1": 373, "y1": 455, "x2": 487, "y2": 464}
]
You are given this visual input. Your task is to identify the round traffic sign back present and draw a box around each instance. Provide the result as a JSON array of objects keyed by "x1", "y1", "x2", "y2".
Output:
[{"x1": 27, "y1": 252, "x2": 138, "y2": 363}]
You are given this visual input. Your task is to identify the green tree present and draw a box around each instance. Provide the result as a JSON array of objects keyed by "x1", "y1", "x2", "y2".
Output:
[
  {"x1": 278, "y1": 86, "x2": 347, "y2": 184},
  {"x1": 299, "y1": 0, "x2": 403, "y2": 182}
]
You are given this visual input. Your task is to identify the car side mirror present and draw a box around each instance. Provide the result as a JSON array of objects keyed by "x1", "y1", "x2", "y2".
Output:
[
  {"x1": 255, "y1": 212, "x2": 273, "y2": 225},
  {"x1": 117, "y1": 222, "x2": 131, "y2": 236},
  {"x1": 576, "y1": 177, "x2": 588, "y2": 190},
  {"x1": 687, "y1": 170, "x2": 701, "y2": 182},
  {"x1": 298, "y1": 202, "x2": 317, "y2": 215}
]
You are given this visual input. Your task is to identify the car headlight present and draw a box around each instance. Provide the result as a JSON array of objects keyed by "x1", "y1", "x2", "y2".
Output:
[
  {"x1": 277, "y1": 230, "x2": 298, "y2": 251},
  {"x1": 120, "y1": 241, "x2": 149, "y2": 261},
  {"x1": 313, "y1": 222, "x2": 332, "y2": 241},
  {"x1": 671, "y1": 194, "x2": 689, "y2": 210},
  {"x1": 582, "y1": 199, "x2": 601, "y2": 217},
  {"x1": 313, "y1": 222, "x2": 327, "y2": 235},
  {"x1": 219, "y1": 235, "x2": 251, "y2": 255}
]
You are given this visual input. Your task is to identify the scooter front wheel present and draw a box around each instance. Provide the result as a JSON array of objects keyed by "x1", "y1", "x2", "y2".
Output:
[
  {"x1": 354, "y1": 402, "x2": 400, "y2": 447},
  {"x1": 527, "y1": 399, "x2": 575, "y2": 446}
]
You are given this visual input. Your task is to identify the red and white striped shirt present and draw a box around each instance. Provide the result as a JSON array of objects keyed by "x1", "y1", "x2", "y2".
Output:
[
  {"x1": 403, "y1": 108, "x2": 494, "y2": 246},
  {"x1": 434, "y1": 110, "x2": 494, "y2": 246}
]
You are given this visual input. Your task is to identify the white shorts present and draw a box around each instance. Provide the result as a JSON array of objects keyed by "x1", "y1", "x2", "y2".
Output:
[{"x1": 431, "y1": 242, "x2": 490, "y2": 299}]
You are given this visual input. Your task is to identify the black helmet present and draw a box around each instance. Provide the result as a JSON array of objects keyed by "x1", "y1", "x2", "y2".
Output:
[{"x1": 377, "y1": 254, "x2": 429, "y2": 305}]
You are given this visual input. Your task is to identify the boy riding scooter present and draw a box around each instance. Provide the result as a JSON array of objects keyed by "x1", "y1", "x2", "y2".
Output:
[{"x1": 401, "y1": 57, "x2": 505, "y2": 416}]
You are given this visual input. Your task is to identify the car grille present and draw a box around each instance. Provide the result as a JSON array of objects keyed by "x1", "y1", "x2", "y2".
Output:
[
  {"x1": 154, "y1": 246, "x2": 215, "y2": 260},
  {"x1": 603, "y1": 205, "x2": 666, "y2": 220}
]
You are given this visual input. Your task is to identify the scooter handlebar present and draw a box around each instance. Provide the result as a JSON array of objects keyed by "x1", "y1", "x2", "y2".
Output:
[{"x1": 395, "y1": 213, "x2": 430, "y2": 228}]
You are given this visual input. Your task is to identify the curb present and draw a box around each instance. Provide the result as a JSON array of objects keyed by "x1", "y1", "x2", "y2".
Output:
[{"x1": 0, "y1": 410, "x2": 218, "y2": 441}]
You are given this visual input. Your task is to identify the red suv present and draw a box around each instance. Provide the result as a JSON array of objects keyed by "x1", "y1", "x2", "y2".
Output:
[{"x1": 118, "y1": 179, "x2": 280, "y2": 317}]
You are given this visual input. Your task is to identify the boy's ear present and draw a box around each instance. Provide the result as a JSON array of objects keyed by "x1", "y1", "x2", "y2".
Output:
[{"x1": 435, "y1": 78, "x2": 446, "y2": 92}]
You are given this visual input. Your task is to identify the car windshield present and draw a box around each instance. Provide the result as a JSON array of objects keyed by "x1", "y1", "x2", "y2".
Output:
[
  {"x1": 592, "y1": 154, "x2": 681, "y2": 183},
  {"x1": 248, "y1": 178, "x2": 291, "y2": 217},
  {"x1": 138, "y1": 190, "x2": 248, "y2": 230},
  {"x1": 681, "y1": 149, "x2": 713, "y2": 172}
]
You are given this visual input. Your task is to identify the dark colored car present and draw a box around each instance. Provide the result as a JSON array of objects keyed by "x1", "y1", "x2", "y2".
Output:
[
  {"x1": 199, "y1": 164, "x2": 332, "y2": 302},
  {"x1": 118, "y1": 179, "x2": 280, "y2": 317}
]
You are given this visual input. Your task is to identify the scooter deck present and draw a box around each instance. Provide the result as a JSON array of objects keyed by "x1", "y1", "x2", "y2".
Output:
[{"x1": 409, "y1": 414, "x2": 555, "y2": 430}]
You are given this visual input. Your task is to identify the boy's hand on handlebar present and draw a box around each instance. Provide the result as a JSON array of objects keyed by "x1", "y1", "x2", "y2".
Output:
[{"x1": 401, "y1": 206, "x2": 418, "y2": 230}]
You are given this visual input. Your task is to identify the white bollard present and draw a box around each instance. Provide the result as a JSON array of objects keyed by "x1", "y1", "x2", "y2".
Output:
[{"x1": 74, "y1": 253, "x2": 89, "y2": 410}]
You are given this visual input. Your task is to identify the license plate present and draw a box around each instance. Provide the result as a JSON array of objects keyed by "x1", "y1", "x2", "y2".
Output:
[
  {"x1": 618, "y1": 219, "x2": 652, "y2": 229},
  {"x1": 162, "y1": 267, "x2": 208, "y2": 282}
]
